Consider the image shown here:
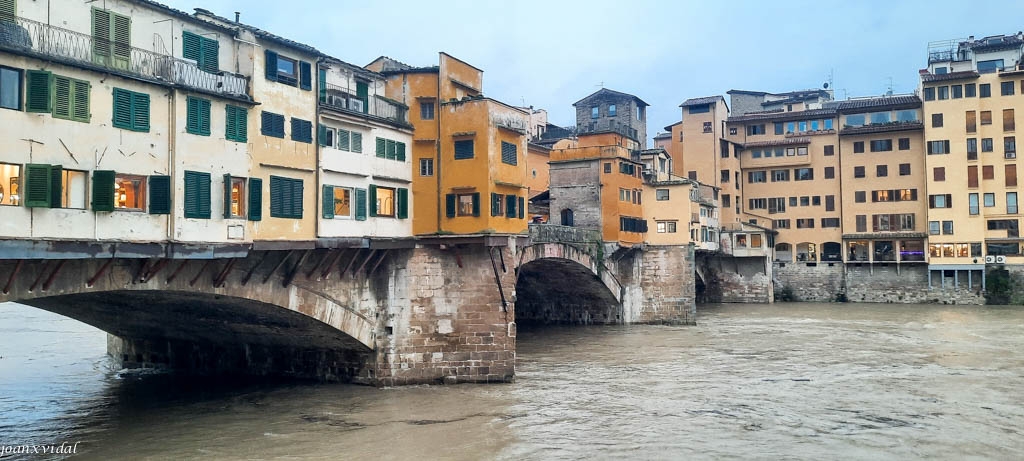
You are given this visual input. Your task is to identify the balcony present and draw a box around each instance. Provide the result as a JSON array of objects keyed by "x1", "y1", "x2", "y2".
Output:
[
  {"x1": 0, "y1": 16, "x2": 250, "y2": 101},
  {"x1": 320, "y1": 82, "x2": 409, "y2": 127}
]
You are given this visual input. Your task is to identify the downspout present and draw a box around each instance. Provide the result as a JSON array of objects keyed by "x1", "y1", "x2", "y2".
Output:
[
  {"x1": 435, "y1": 74, "x2": 442, "y2": 233},
  {"x1": 314, "y1": 57, "x2": 324, "y2": 241},
  {"x1": 167, "y1": 89, "x2": 176, "y2": 243}
]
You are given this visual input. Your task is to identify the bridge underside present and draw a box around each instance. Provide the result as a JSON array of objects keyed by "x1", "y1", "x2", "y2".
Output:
[
  {"x1": 24, "y1": 291, "x2": 373, "y2": 382},
  {"x1": 515, "y1": 259, "x2": 622, "y2": 325}
]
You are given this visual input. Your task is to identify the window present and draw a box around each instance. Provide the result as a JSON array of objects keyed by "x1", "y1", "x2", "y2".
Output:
[
  {"x1": 604, "y1": 162, "x2": 612, "y2": 173},
  {"x1": 938, "y1": 86, "x2": 949, "y2": 100},
  {"x1": 982, "y1": 138, "x2": 994, "y2": 152},
  {"x1": 748, "y1": 171, "x2": 766, "y2": 183},
  {"x1": 722, "y1": 195, "x2": 731, "y2": 207},
  {"x1": 929, "y1": 194, "x2": 952, "y2": 209},
  {"x1": 1008, "y1": 192, "x2": 1018, "y2": 214},
  {"x1": 825, "y1": 119, "x2": 834, "y2": 130},
  {"x1": 455, "y1": 193, "x2": 478, "y2": 217},
  {"x1": 0, "y1": 66, "x2": 22, "y2": 111},
  {"x1": 656, "y1": 189, "x2": 670, "y2": 201},
  {"x1": 182, "y1": 31, "x2": 219, "y2": 73},
  {"x1": 748, "y1": 198, "x2": 767, "y2": 210},
  {"x1": 591, "y1": 106, "x2": 599, "y2": 119},
  {"x1": 824, "y1": 167, "x2": 835, "y2": 179},
  {"x1": 854, "y1": 166, "x2": 865, "y2": 178},
  {"x1": 226, "y1": 176, "x2": 245, "y2": 218},
  {"x1": 730, "y1": 127, "x2": 738, "y2": 135},
  {"x1": 291, "y1": 118, "x2": 313, "y2": 143},
  {"x1": 824, "y1": 145, "x2": 834, "y2": 156},
  {"x1": 968, "y1": 165, "x2": 978, "y2": 187},
  {"x1": 794, "y1": 168, "x2": 813, "y2": 181},
  {"x1": 91, "y1": 8, "x2": 131, "y2": 68},
  {"x1": 186, "y1": 96, "x2": 211, "y2": 136},
  {"x1": 952, "y1": 85, "x2": 963, "y2": 99},
  {"x1": 225, "y1": 105, "x2": 247, "y2": 142},
  {"x1": 501, "y1": 141, "x2": 518, "y2": 165},
  {"x1": 608, "y1": 104, "x2": 616, "y2": 117},
  {"x1": 800, "y1": 196, "x2": 810, "y2": 206},
  {"x1": 853, "y1": 141, "x2": 864, "y2": 153},
  {"x1": 261, "y1": 111, "x2": 285, "y2": 138},
  {"x1": 789, "y1": 196, "x2": 797, "y2": 207},
  {"x1": 786, "y1": 148, "x2": 795, "y2": 156},
  {"x1": 657, "y1": 221, "x2": 677, "y2": 233},
  {"x1": 329, "y1": 187, "x2": 352, "y2": 218},
  {"x1": 929, "y1": 221, "x2": 940, "y2": 235},
  {"x1": 980, "y1": 83, "x2": 991, "y2": 98},
  {"x1": 825, "y1": 195, "x2": 835, "y2": 211},
  {"x1": 277, "y1": 55, "x2": 296, "y2": 82},
  {"x1": 876, "y1": 165, "x2": 888, "y2": 177},
  {"x1": 1002, "y1": 81, "x2": 1015, "y2": 96},
  {"x1": 965, "y1": 83, "x2": 976, "y2": 97},
  {"x1": 899, "y1": 163, "x2": 911, "y2": 176},
  {"x1": 419, "y1": 158, "x2": 434, "y2": 176},
  {"x1": 114, "y1": 174, "x2": 146, "y2": 211},
  {"x1": 421, "y1": 101, "x2": 435, "y2": 120},
  {"x1": 454, "y1": 139, "x2": 474, "y2": 159},
  {"x1": 1005, "y1": 136, "x2": 1016, "y2": 157},
  {"x1": 269, "y1": 176, "x2": 303, "y2": 219},
  {"x1": 689, "y1": 104, "x2": 710, "y2": 114},
  {"x1": 927, "y1": 140, "x2": 950, "y2": 154},
  {"x1": 931, "y1": 113, "x2": 943, "y2": 128},
  {"x1": 752, "y1": 150, "x2": 762, "y2": 159},
  {"x1": 1008, "y1": 164, "x2": 1018, "y2": 186},
  {"x1": 984, "y1": 192, "x2": 996, "y2": 208},
  {"x1": 821, "y1": 218, "x2": 840, "y2": 228},
  {"x1": 183, "y1": 171, "x2": 211, "y2": 219},
  {"x1": 983, "y1": 165, "x2": 995, "y2": 180},
  {"x1": 796, "y1": 219, "x2": 815, "y2": 229},
  {"x1": 786, "y1": 122, "x2": 796, "y2": 133},
  {"x1": 923, "y1": 87, "x2": 935, "y2": 101},
  {"x1": 1004, "y1": 109, "x2": 1015, "y2": 131},
  {"x1": 774, "y1": 123, "x2": 784, "y2": 135},
  {"x1": 988, "y1": 242, "x2": 1022, "y2": 256},
  {"x1": 981, "y1": 111, "x2": 992, "y2": 125},
  {"x1": 373, "y1": 186, "x2": 396, "y2": 217},
  {"x1": 894, "y1": 138, "x2": 909, "y2": 150},
  {"x1": 703, "y1": 121, "x2": 712, "y2": 133},
  {"x1": 967, "y1": 138, "x2": 978, "y2": 159},
  {"x1": 768, "y1": 197, "x2": 786, "y2": 214},
  {"x1": 774, "y1": 219, "x2": 790, "y2": 229},
  {"x1": 112, "y1": 88, "x2": 148, "y2": 131},
  {"x1": 771, "y1": 169, "x2": 789, "y2": 182},
  {"x1": 55, "y1": 169, "x2": 87, "y2": 209},
  {"x1": 870, "y1": 139, "x2": 893, "y2": 152},
  {"x1": 942, "y1": 221, "x2": 954, "y2": 235},
  {"x1": 966, "y1": 111, "x2": 977, "y2": 133},
  {"x1": 969, "y1": 193, "x2": 980, "y2": 215},
  {"x1": 797, "y1": 147, "x2": 808, "y2": 156},
  {"x1": 747, "y1": 124, "x2": 766, "y2": 135}
]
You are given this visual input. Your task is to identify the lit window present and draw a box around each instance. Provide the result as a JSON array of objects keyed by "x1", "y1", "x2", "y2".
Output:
[
  {"x1": 457, "y1": 193, "x2": 475, "y2": 216},
  {"x1": 61, "y1": 169, "x2": 88, "y2": 209},
  {"x1": 376, "y1": 187, "x2": 395, "y2": 217},
  {"x1": 0, "y1": 163, "x2": 22, "y2": 206},
  {"x1": 114, "y1": 174, "x2": 146, "y2": 211},
  {"x1": 229, "y1": 177, "x2": 246, "y2": 218},
  {"x1": 333, "y1": 187, "x2": 352, "y2": 218}
]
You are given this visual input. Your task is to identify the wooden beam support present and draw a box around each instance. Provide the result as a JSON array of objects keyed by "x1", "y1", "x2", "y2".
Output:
[
  {"x1": 132, "y1": 259, "x2": 151, "y2": 284},
  {"x1": 141, "y1": 258, "x2": 170, "y2": 283},
  {"x1": 340, "y1": 249, "x2": 361, "y2": 277},
  {"x1": 86, "y1": 258, "x2": 114, "y2": 287},
  {"x1": 28, "y1": 261, "x2": 50, "y2": 292},
  {"x1": 188, "y1": 260, "x2": 212, "y2": 287},
  {"x1": 3, "y1": 259, "x2": 24, "y2": 294},
  {"x1": 240, "y1": 251, "x2": 268, "y2": 286},
  {"x1": 282, "y1": 249, "x2": 311, "y2": 288},
  {"x1": 213, "y1": 258, "x2": 237, "y2": 288},
  {"x1": 166, "y1": 260, "x2": 189, "y2": 284},
  {"x1": 263, "y1": 250, "x2": 295, "y2": 284},
  {"x1": 367, "y1": 250, "x2": 388, "y2": 276},
  {"x1": 353, "y1": 249, "x2": 378, "y2": 277},
  {"x1": 306, "y1": 249, "x2": 332, "y2": 280},
  {"x1": 319, "y1": 249, "x2": 346, "y2": 280},
  {"x1": 41, "y1": 260, "x2": 67, "y2": 292}
]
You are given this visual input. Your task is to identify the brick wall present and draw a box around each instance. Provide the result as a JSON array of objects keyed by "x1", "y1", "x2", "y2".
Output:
[
  {"x1": 700, "y1": 255, "x2": 773, "y2": 303},
  {"x1": 633, "y1": 245, "x2": 696, "y2": 324},
  {"x1": 773, "y1": 262, "x2": 845, "y2": 302},
  {"x1": 846, "y1": 265, "x2": 983, "y2": 304}
]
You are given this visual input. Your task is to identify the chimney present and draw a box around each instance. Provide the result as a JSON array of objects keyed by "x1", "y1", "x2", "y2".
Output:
[{"x1": 235, "y1": 12, "x2": 240, "y2": 22}]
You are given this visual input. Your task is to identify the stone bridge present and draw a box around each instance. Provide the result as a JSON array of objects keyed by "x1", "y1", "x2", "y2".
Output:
[{"x1": 0, "y1": 227, "x2": 695, "y2": 385}]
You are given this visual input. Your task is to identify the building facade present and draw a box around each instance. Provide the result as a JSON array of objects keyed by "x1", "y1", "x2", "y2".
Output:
[{"x1": 573, "y1": 88, "x2": 648, "y2": 148}]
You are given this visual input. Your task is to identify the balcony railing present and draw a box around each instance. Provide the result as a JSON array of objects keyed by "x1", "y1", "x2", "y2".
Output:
[
  {"x1": 320, "y1": 82, "x2": 408, "y2": 125},
  {"x1": 0, "y1": 16, "x2": 249, "y2": 100}
]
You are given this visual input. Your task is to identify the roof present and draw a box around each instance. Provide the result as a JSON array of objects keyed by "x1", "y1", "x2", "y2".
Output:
[
  {"x1": 193, "y1": 8, "x2": 319, "y2": 55},
  {"x1": 573, "y1": 88, "x2": 649, "y2": 107},
  {"x1": 741, "y1": 137, "x2": 811, "y2": 149},
  {"x1": 920, "y1": 70, "x2": 980, "y2": 83},
  {"x1": 679, "y1": 96, "x2": 724, "y2": 107},
  {"x1": 322, "y1": 55, "x2": 383, "y2": 80},
  {"x1": 728, "y1": 108, "x2": 837, "y2": 123},
  {"x1": 653, "y1": 132, "x2": 673, "y2": 140},
  {"x1": 727, "y1": 89, "x2": 769, "y2": 96},
  {"x1": 839, "y1": 121, "x2": 924, "y2": 136},
  {"x1": 127, "y1": 1, "x2": 238, "y2": 34},
  {"x1": 836, "y1": 95, "x2": 921, "y2": 112},
  {"x1": 662, "y1": 121, "x2": 682, "y2": 131},
  {"x1": 963, "y1": 34, "x2": 1024, "y2": 53}
]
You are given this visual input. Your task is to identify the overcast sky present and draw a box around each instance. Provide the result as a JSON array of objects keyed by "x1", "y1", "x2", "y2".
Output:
[{"x1": 166, "y1": 0, "x2": 1024, "y2": 139}]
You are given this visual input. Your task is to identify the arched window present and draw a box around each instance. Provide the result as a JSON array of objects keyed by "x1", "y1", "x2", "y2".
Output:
[
  {"x1": 561, "y1": 208, "x2": 574, "y2": 227},
  {"x1": 822, "y1": 242, "x2": 842, "y2": 262},
  {"x1": 774, "y1": 243, "x2": 793, "y2": 262}
]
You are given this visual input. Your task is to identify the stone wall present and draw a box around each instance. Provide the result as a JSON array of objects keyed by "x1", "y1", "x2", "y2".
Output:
[
  {"x1": 773, "y1": 262, "x2": 985, "y2": 305},
  {"x1": 699, "y1": 254, "x2": 772, "y2": 303},
  {"x1": 548, "y1": 161, "x2": 602, "y2": 228},
  {"x1": 773, "y1": 262, "x2": 846, "y2": 302},
  {"x1": 629, "y1": 245, "x2": 696, "y2": 324}
]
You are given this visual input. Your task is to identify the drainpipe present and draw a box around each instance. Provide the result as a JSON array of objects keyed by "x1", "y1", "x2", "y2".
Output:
[
  {"x1": 314, "y1": 57, "x2": 324, "y2": 241},
  {"x1": 435, "y1": 73, "x2": 442, "y2": 234}
]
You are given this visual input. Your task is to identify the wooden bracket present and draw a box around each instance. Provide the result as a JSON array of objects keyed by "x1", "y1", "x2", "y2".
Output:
[{"x1": 3, "y1": 260, "x2": 24, "y2": 294}]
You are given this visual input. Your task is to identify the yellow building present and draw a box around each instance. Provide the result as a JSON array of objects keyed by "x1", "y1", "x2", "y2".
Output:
[
  {"x1": 923, "y1": 33, "x2": 1024, "y2": 287},
  {"x1": 368, "y1": 53, "x2": 529, "y2": 236},
  {"x1": 671, "y1": 97, "x2": 739, "y2": 224}
]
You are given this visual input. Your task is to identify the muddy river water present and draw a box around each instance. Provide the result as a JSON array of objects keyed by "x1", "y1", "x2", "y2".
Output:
[{"x1": 1, "y1": 302, "x2": 1023, "y2": 460}]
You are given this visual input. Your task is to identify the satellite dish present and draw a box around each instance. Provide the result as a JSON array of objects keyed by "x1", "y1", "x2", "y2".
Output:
[{"x1": 823, "y1": 82, "x2": 829, "y2": 89}]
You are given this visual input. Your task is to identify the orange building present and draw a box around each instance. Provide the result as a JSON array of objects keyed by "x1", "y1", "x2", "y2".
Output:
[{"x1": 368, "y1": 53, "x2": 529, "y2": 235}]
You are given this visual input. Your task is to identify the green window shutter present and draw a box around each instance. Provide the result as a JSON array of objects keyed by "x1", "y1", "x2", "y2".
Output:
[
  {"x1": 199, "y1": 98, "x2": 210, "y2": 135},
  {"x1": 368, "y1": 185, "x2": 377, "y2": 217},
  {"x1": 506, "y1": 195, "x2": 516, "y2": 218},
  {"x1": 71, "y1": 79, "x2": 90, "y2": 122},
  {"x1": 182, "y1": 31, "x2": 201, "y2": 61},
  {"x1": 518, "y1": 197, "x2": 525, "y2": 219},
  {"x1": 264, "y1": 50, "x2": 278, "y2": 81},
  {"x1": 351, "y1": 132, "x2": 362, "y2": 153},
  {"x1": 355, "y1": 188, "x2": 367, "y2": 221},
  {"x1": 445, "y1": 194, "x2": 456, "y2": 218},
  {"x1": 149, "y1": 175, "x2": 171, "y2": 214},
  {"x1": 52, "y1": 75, "x2": 71, "y2": 119},
  {"x1": 223, "y1": 174, "x2": 233, "y2": 219},
  {"x1": 322, "y1": 185, "x2": 334, "y2": 219},
  {"x1": 225, "y1": 106, "x2": 237, "y2": 141},
  {"x1": 111, "y1": 13, "x2": 131, "y2": 68},
  {"x1": 318, "y1": 68, "x2": 327, "y2": 102},
  {"x1": 0, "y1": 0, "x2": 15, "y2": 21},
  {"x1": 186, "y1": 96, "x2": 199, "y2": 133},
  {"x1": 49, "y1": 165, "x2": 63, "y2": 208},
  {"x1": 183, "y1": 171, "x2": 200, "y2": 218},
  {"x1": 247, "y1": 177, "x2": 262, "y2": 221},
  {"x1": 318, "y1": 124, "x2": 327, "y2": 146},
  {"x1": 131, "y1": 92, "x2": 149, "y2": 132},
  {"x1": 25, "y1": 70, "x2": 52, "y2": 113},
  {"x1": 356, "y1": 81, "x2": 368, "y2": 113},
  {"x1": 92, "y1": 8, "x2": 111, "y2": 61},
  {"x1": 199, "y1": 36, "x2": 218, "y2": 73},
  {"x1": 292, "y1": 178, "x2": 303, "y2": 219},
  {"x1": 472, "y1": 192, "x2": 481, "y2": 217},
  {"x1": 299, "y1": 61, "x2": 312, "y2": 91},
  {"x1": 24, "y1": 163, "x2": 52, "y2": 208},
  {"x1": 337, "y1": 129, "x2": 350, "y2": 151},
  {"x1": 375, "y1": 137, "x2": 386, "y2": 158},
  {"x1": 91, "y1": 170, "x2": 115, "y2": 212},
  {"x1": 235, "y1": 107, "x2": 248, "y2": 142},
  {"x1": 198, "y1": 172, "x2": 211, "y2": 218},
  {"x1": 112, "y1": 88, "x2": 131, "y2": 128},
  {"x1": 491, "y1": 193, "x2": 501, "y2": 216},
  {"x1": 269, "y1": 176, "x2": 284, "y2": 218},
  {"x1": 385, "y1": 139, "x2": 396, "y2": 160},
  {"x1": 397, "y1": 188, "x2": 409, "y2": 219},
  {"x1": 396, "y1": 142, "x2": 406, "y2": 162}
]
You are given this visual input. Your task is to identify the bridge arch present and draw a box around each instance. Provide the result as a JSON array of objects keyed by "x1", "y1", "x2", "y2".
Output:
[{"x1": 514, "y1": 242, "x2": 623, "y2": 325}]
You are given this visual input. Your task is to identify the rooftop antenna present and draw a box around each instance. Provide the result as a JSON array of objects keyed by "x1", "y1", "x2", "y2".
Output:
[{"x1": 596, "y1": 81, "x2": 604, "y2": 88}]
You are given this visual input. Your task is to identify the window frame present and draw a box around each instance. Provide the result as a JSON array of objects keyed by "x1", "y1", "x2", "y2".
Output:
[
  {"x1": 419, "y1": 158, "x2": 434, "y2": 177},
  {"x1": 0, "y1": 65, "x2": 22, "y2": 111},
  {"x1": 114, "y1": 173, "x2": 147, "y2": 212}
]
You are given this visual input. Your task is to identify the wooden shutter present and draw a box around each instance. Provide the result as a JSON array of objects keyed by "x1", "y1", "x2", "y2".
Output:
[
  {"x1": 264, "y1": 50, "x2": 278, "y2": 81},
  {"x1": 91, "y1": 170, "x2": 115, "y2": 212},
  {"x1": 235, "y1": 107, "x2": 247, "y2": 141},
  {"x1": 983, "y1": 165, "x2": 994, "y2": 180},
  {"x1": 506, "y1": 195, "x2": 515, "y2": 218},
  {"x1": 518, "y1": 197, "x2": 525, "y2": 219},
  {"x1": 269, "y1": 176, "x2": 284, "y2": 217},
  {"x1": 248, "y1": 177, "x2": 262, "y2": 221},
  {"x1": 1005, "y1": 109, "x2": 1015, "y2": 132},
  {"x1": 111, "y1": 13, "x2": 130, "y2": 68},
  {"x1": 149, "y1": 175, "x2": 171, "y2": 214},
  {"x1": 182, "y1": 31, "x2": 201, "y2": 62},
  {"x1": 291, "y1": 178, "x2": 303, "y2": 219},
  {"x1": 223, "y1": 174, "x2": 233, "y2": 218},
  {"x1": 196, "y1": 172, "x2": 211, "y2": 218},
  {"x1": 51, "y1": 75, "x2": 71, "y2": 119},
  {"x1": 199, "y1": 98, "x2": 210, "y2": 135},
  {"x1": 337, "y1": 129, "x2": 350, "y2": 151},
  {"x1": 225, "y1": 106, "x2": 237, "y2": 141},
  {"x1": 351, "y1": 132, "x2": 362, "y2": 153},
  {"x1": 445, "y1": 194, "x2": 455, "y2": 218},
  {"x1": 187, "y1": 97, "x2": 200, "y2": 134},
  {"x1": 472, "y1": 192, "x2": 481, "y2": 217},
  {"x1": 25, "y1": 70, "x2": 51, "y2": 113},
  {"x1": 200, "y1": 36, "x2": 218, "y2": 73},
  {"x1": 355, "y1": 188, "x2": 367, "y2": 221},
  {"x1": 318, "y1": 68, "x2": 327, "y2": 102},
  {"x1": 322, "y1": 185, "x2": 334, "y2": 219},
  {"x1": 92, "y1": 8, "x2": 111, "y2": 61},
  {"x1": 299, "y1": 61, "x2": 312, "y2": 91},
  {"x1": 0, "y1": 0, "x2": 15, "y2": 21},
  {"x1": 131, "y1": 92, "x2": 149, "y2": 131},
  {"x1": 491, "y1": 193, "x2": 501, "y2": 216},
  {"x1": 368, "y1": 185, "x2": 377, "y2": 217},
  {"x1": 376, "y1": 137, "x2": 386, "y2": 158},
  {"x1": 385, "y1": 139, "x2": 396, "y2": 160},
  {"x1": 966, "y1": 111, "x2": 976, "y2": 132},
  {"x1": 967, "y1": 167, "x2": 977, "y2": 187},
  {"x1": 184, "y1": 171, "x2": 200, "y2": 218},
  {"x1": 356, "y1": 81, "x2": 368, "y2": 113},
  {"x1": 49, "y1": 165, "x2": 62, "y2": 208},
  {"x1": 24, "y1": 163, "x2": 51, "y2": 208},
  {"x1": 397, "y1": 188, "x2": 408, "y2": 219},
  {"x1": 1007, "y1": 165, "x2": 1018, "y2": 187},
  {"x1": 396, "y1": 142, "x2": 406, "y2": 162},
  {"x1": 71, "y1": 79, "x2": 90, "y2": 122},
  {"x1": 112, "y1": 88, "x2": 131, "y2": 128}
]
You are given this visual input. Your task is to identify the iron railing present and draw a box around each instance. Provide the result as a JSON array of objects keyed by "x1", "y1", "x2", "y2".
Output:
[
  {"x1": 320, "y1": 82, "x2": 408, "y2": 125},
  {"x1": 0, "y1": 16, "x2": 249, "y2": 99}
]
